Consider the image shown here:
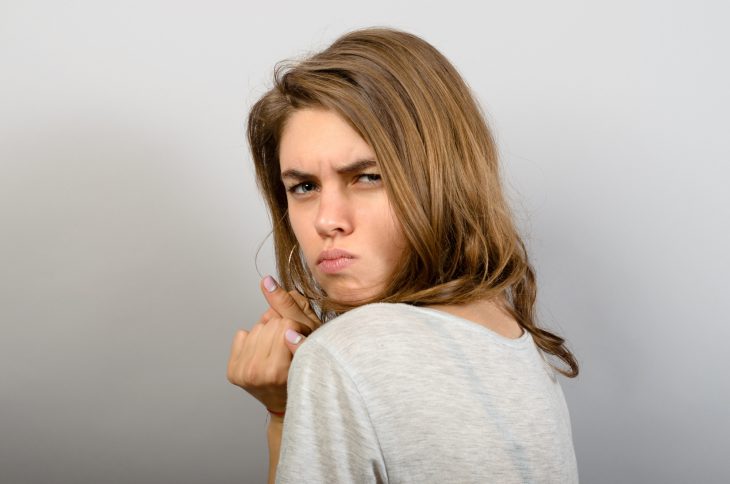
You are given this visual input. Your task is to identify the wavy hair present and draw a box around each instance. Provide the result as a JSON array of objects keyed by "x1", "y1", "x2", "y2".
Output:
[{"x1": 247, "y1": 27, "x2": 579, "y2": 377}]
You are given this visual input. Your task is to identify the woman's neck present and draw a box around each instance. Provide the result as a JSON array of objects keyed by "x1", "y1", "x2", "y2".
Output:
[{"x1": 425, "y1": 296, "x2": 524, "y2": 339}]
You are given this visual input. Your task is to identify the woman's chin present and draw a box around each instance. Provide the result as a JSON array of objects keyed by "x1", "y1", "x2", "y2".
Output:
[
  {"x1": 322, "y1": 283, "x2": 380, "y2": 306},
  {"x1": 327, "y1": 291, "x2": 366, "y2": 306}
]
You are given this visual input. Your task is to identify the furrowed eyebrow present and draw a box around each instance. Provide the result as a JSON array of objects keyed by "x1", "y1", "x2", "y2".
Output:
[
  {"x1": 336, "y1": 159, "x2": 377, "y2": 175},
  {"x1": 280, "y1": 159, "x2": 377, "y2": 181}
]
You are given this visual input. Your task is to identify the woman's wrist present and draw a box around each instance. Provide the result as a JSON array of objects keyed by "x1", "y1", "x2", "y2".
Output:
[
  {"x1": 268, "y1": 413, "x2": 285, "y2": 431},
  {"x1": 267, "y1": 407, "x2": 286, "y2": 418},
  {"x1": 266, "y1": 414, "x2": 284, "y2": 484}
]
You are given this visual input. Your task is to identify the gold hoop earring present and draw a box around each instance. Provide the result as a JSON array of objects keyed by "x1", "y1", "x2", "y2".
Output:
[{"x1": 288, "y1": 244, "x2": 298, "y2": 267}]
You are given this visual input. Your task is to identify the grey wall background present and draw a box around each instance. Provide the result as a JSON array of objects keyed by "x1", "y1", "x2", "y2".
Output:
[{"x1": 1, "y1": 1, "x2": 728, "y2": 483}]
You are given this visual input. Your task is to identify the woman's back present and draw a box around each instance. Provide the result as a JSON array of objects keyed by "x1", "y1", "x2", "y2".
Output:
[{"x1": 276, "y1": 303, "x2": 579, "y2": 483}]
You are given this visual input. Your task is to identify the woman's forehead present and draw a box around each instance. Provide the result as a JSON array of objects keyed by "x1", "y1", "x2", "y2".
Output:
[{"x1": 279, "y1": 109, "x2": 375, "y2": 174}]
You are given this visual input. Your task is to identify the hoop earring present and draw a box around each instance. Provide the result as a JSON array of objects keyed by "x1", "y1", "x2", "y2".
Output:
[{"x1": 287, "y1": 244, "x2": 298, "y2": 267}]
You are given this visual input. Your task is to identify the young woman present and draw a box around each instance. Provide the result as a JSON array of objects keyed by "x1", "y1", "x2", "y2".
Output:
[{"x1": 228, "y1": 27, "x2": 580, "y2": 483}]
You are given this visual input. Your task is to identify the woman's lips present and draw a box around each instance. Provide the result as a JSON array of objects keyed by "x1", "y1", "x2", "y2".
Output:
[
  {"x1": 317, "y1": 249, "x2": 355, "y2": 274},
  {"x1": 318, "y1": 257, "x2": 355, "y2": 274}
]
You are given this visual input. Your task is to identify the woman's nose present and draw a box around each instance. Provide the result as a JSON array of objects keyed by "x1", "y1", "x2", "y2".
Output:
[{"x1": 314, "y1": 187, "x2": 353, "y2": 237}]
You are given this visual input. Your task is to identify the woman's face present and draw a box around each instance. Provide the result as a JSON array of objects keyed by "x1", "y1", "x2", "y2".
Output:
[{"x1": 278, "y1": 108, "x2": 407, "y2": 304}]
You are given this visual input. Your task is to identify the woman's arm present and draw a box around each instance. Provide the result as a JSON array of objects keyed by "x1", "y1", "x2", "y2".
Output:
[
  {"x1": 226, "y1": 277, "x2": 320, "y2": 483},
  {"x1": 267, "y1": 415, "x2": 284, "y2": 484},
  {"x1": 274, "y1": 338, "x2": 388, "y2": 483}
]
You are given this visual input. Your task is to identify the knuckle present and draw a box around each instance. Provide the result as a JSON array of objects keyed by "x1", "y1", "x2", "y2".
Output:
[
  {"x1": 271, "y1": 317, "x2": 289, "y2": 330},
  {"x1": 262, "y1": 366, "x2": 275, "y2": 382},
  {"x1": 278, "y1": 293, "x2": 297, "y2": 309},
  {"x1": 264, "y1": 366, "x2": 287, "y2": 386},
  {"x1": 228, "y1": 365, "x2": 245, "y2": 386},
  {"x1": 242, "y1": 362, "x2": 260, "y2": 385}
]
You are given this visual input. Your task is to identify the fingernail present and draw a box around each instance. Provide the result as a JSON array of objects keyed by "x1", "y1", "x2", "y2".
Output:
[
  {"x1": 285, "y1": 329, "x2": 303, "y2": 345},
  {"x1": 263, "y1": 275, "x2": 277, "y2": 292}
]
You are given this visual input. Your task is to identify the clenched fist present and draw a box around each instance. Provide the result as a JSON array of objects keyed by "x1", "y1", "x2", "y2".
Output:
[{"x1": 227, "y1": 276, "x2": 321, "y2": 415}]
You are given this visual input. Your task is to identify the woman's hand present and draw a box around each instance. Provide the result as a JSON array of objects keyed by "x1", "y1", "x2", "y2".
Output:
[{"x1": 226, "y1": 276, "x2": 321, "y2": 414}]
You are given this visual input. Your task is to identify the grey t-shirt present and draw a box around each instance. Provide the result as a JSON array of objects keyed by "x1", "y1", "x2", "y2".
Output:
[{"x1": 276, "y1": 303, "x2": 579, "y2": 483}]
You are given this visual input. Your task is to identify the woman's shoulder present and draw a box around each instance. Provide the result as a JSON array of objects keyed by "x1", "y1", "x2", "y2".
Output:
[
  {"x1": 294, "y1": 301, "x2": 535, "y2": 375},
  {"x1": 297, "y1": 303, "x2": 423, "y2": 362},
  {"x1": 308, "y1": 302, "x2": 532, "y2": 349},
  {"x1": 305, "y1": 302, "x2": 399, "y2": 340},
  {"x1": 309, "y1": 302, "x2": 423, "y2": 342},
  {"x1": 289, "y1": 304, "x2": 394, "y2": 378}
]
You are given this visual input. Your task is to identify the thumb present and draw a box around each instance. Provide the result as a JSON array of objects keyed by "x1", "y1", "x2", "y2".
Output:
[
  {"x1": 284, "y1": 328, "x2": 306, "y2": 355},
  {"x1": 261, "y1": 275, "x2": 316, "y2": 333},
  {"x1": 288, "y1": 290, "x2": 321, "y2": 330}
]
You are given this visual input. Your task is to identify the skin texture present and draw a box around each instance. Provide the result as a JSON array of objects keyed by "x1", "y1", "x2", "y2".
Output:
[{"x1": 278, "y1": 108, "x2": 407, "y2": 303}]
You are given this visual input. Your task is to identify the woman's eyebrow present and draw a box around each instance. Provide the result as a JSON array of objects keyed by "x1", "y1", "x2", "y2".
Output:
[
  {"x1": 336, "y1": 159, "x2": 377, "y2": 175},
  {"x1": 280, "y1": 159, "x2": 377, "y2": 181}
]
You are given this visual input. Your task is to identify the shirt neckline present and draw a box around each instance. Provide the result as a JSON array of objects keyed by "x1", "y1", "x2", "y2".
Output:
[{"x1": 394, "y1": 303, "x2": 533, "y2": 348}]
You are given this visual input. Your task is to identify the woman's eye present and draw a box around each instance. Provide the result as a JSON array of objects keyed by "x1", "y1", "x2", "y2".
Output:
[
  {"x1": 357, "y1": 173, "x2": 382, "y2": 184},
  {"x1": 290, "y1": 182, "x2": 317, "y2": 194}
]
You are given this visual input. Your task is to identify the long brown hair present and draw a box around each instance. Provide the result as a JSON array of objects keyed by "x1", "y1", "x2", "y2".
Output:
[{"x1": 248, "y1": 27, "x2": 579, "y2": 377}]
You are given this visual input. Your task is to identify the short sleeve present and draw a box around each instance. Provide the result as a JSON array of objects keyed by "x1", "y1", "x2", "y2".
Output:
[{"x1": 275, "y1": 339, "x2": 388, "y2": 484}]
